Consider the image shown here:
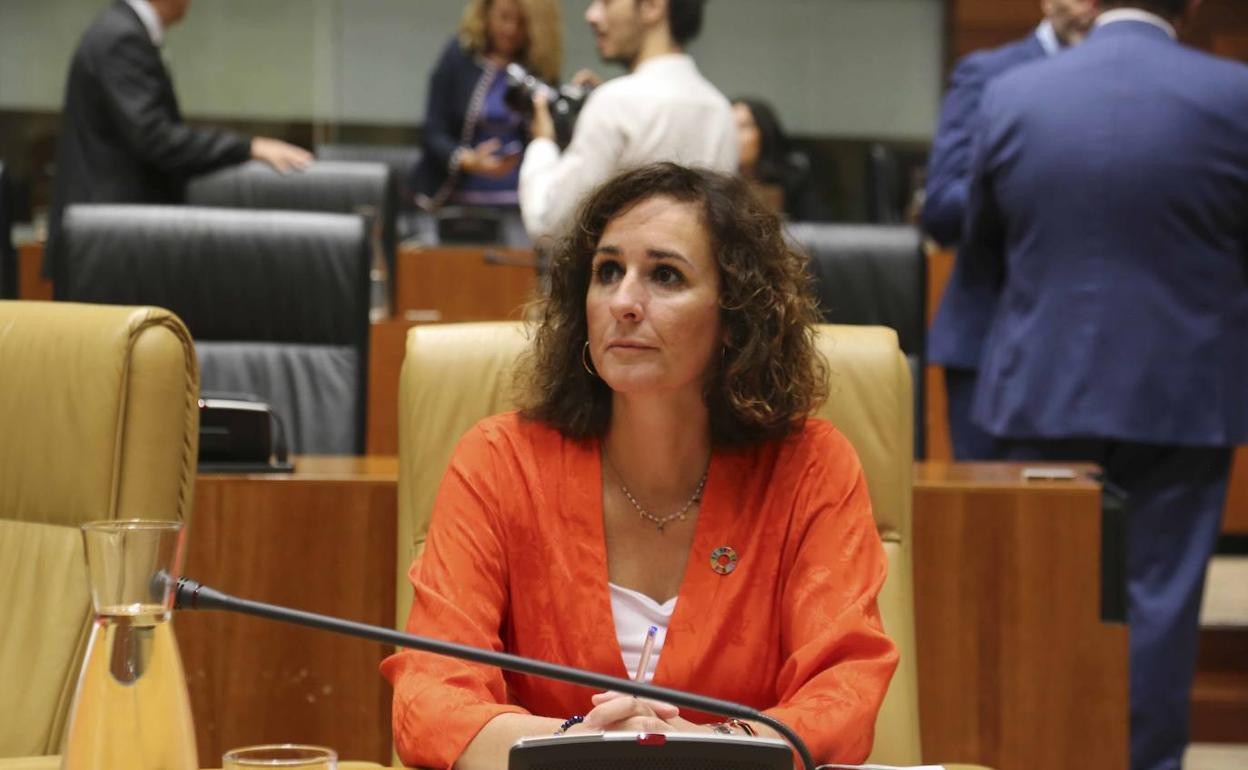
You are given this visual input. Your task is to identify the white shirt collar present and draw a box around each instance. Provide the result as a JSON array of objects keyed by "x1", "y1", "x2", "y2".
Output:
[
  {"x1": 123, "y1": 0, "x2": 165, "y2": 47},
  {"x1": 1034, "y1": 20, "x2": 1062, "y2": 57},
  {"x1": 1095, "y1": 8, "x2": 1177, "y2": 39},
  {"x1": 633, "y1": 53, "x2": 695, "y2": 74}
]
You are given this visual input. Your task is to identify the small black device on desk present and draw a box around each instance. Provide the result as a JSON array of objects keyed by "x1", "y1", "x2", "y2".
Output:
[
  {"x1": 197, "y1": 394, "x2": 293, "y2": 473},
  {"x1": 509, "y1": 732, "x2": 792, "y2": 770}
]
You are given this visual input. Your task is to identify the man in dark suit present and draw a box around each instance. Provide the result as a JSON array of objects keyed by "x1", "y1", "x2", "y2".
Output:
[
  {"x1": 47, "y1": 0, "x2": 310, "y2": 279},
  {"x1": 962, "y1": 2, "x2": 1248, "y2": 767},
  {"x1": 923, "y1": 0, "x2": 1098, "y2": 459}
]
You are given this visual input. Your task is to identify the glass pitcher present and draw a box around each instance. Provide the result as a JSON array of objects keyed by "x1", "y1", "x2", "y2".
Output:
[{"x1": 61, "y1": 520, "x2": 197, "y2": 770}]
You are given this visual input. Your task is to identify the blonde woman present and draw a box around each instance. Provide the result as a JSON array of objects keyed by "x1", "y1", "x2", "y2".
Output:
[{"x1": 412, "y1": 0, "x2": 562, "y2": 208}]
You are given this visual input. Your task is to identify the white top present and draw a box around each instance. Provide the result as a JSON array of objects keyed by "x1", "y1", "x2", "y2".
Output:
[
  {"x1": 518, "y1": 53, "x2": 738, "y2": 239},
  {"x1": 123, "y1": 0, "x2": 164, "y2": 47},
  {"x1": 609, "y1": 582, "x2": 676, "y2": 683},
  {"x1": 1095, "y1": 8, "x2": 1177, "y2": 39}
]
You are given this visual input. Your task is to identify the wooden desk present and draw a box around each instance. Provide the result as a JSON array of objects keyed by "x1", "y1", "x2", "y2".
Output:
[
  {"x1": 176, "y1": 457, "x2": 1127, "y2": 770},
  {"x1": 394, "y1": 243, "x2": 537, "y2": 323},
  {"x1": 16, "y1": 241, "x2": 52, "y2": 301},
  {"x1": 914, "y1": 463, "x2": 1128, "y2": 770},
  {"x1": 1219, "y1": 450, "x2": 1248, "y2": 534},
  {"x1": 179, "y1": 457, "x2": 398, "y2": 768},
  {"x1": 924, "y1": 246, "x2": 955, "y2": 461},
  {"x1": 366, "y1": 317, "x2": 426, "y2": 455}
]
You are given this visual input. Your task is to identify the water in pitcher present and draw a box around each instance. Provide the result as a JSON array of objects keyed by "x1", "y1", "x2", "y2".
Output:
[
  {"x1": 61, "y1": 605, "x2": 197, "y2": 769},
  {"x1": 62, "y1": 520, "x2": 197, "y2": 770}
]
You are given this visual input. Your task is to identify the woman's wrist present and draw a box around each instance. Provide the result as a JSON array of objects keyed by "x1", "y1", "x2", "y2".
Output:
[
  {"x1": 451, "y1": 146, "x2": 473, "y2": 174},
  {"x1": 553, "y1": 715, "x2": 584, "y2": 735}
]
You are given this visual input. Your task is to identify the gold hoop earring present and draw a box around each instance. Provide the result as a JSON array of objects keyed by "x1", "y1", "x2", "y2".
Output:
[{"x1": 582, "y1": 341, "x2": 599, "y2": 378}]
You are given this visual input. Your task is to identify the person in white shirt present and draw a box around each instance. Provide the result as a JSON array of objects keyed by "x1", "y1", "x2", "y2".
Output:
[{"x1": 518, "y1": 0, "x2": 737, "y2": 240}]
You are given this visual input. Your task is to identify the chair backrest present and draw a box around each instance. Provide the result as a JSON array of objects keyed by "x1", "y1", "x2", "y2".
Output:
[
  {"x1": 866, "y1": 143, "x2": 904, "y2": 225},
  {"x1": 395, "y1": 321, "x2": 922, "y2": 765},
  {"x1": 0, "y1": 161, "x2": 15, "y2": 299},
  {"x1": 787, "y1": 222, "x2": 926, "y2": 458},
  {"x1": 187, "y1": 159, "x2": 398, "y2": 273},
  {"x1": 865, "y1": 142, "x2": 927, "y2": 226},
  {"x1": 0, "y1": 300, "x2": 199, "y2": 757},
  {"x1": 314, "y1": 143, "x2": 422, "y2": 210},
  {"x1": 59, "y1": 204, "x2": 371, "y2": 455}
]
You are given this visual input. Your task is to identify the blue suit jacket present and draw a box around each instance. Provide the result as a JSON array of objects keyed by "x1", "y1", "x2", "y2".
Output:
[
  {"x1": 964, "y1": 21, "x2": 1248, "y2": 446},
  {"x1": 925, "y1": 31, "x2": 1047, "y2": 369}
]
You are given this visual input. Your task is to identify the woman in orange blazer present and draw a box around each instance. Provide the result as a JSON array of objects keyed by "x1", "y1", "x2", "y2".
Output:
[{"x1": 381, "y1": 162, "x2": 898, "y2": 769}]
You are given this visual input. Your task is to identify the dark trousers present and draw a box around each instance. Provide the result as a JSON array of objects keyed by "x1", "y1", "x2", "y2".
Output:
[
  {"x1": 996, "y1": 438, "x2": 1231, "y2": 770},
  {"x1": 943, "y1": 367, "x2": 1001, "y2": 460}
]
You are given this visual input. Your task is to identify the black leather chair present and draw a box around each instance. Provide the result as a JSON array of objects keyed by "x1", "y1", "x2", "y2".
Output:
[
  {"x1": 59, "y1": 204, "x2": 371, "y2": 455},
  {"x1": 786, "y1": 222, "x2": 927, "y2": 457},
  {"x1": 314, "y1": 144, "x2": 424, "y2": 242},
  {"x1": 314, "y1": 144, "x2": 420, "y2": 200},
  {"x1": 0, "y1": 162, "x2": 15, "y2": 299},
  {"x1": 865, "y1": 143, "x2": 928, "y2": 225},
  {"x1": 186, "y1": 159, "x2": 398, "y2": 279}
]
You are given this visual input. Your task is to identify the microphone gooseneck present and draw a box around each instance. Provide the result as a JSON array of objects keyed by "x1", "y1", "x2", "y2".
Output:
[{"x1": 173, "y1": 576, "x2": 816, "y2": 770}]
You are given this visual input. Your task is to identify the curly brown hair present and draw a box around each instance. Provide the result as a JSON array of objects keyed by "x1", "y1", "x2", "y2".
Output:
[{"x1": 517, "y1": 162, "x2": 828, "y2": 446}]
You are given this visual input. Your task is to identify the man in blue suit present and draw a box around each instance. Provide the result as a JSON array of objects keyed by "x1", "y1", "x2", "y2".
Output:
[
  {"x1": 962, "y1": 2, "x2": 1248, "y2": 767},
  {"x1": 923, "y1": 0, "x2": 1098, "y2": 459}
]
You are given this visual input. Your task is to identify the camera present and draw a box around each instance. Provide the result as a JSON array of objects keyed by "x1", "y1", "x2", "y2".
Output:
[{"x1": 503, "y1": 63, "x2": 590, "y2": 149}]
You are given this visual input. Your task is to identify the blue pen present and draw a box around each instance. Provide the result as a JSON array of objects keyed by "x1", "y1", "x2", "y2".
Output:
[{"x1": 634, "y1": 625, "x2": 658, "y2": 682}]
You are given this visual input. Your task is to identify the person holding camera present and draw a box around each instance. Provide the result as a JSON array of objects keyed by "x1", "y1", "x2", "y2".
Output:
[
  {"x1": 517, "y1": 0, "x2": 737, "y2": 240},
  {"x1": 412, "y1": 0, "x2": 562, "y2": 209}
]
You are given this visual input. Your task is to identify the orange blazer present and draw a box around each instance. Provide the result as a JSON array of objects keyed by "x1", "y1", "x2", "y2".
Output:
[{"x1": 381, "y1": 412, "x2": 898, "y2": 768}]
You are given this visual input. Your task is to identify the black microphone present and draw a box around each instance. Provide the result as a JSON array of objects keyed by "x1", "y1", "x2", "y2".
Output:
[{"x1": 172, "y1": 576, "x2": 816, "y2": 770}]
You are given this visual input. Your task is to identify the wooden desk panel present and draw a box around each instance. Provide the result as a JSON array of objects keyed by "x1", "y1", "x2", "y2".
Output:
[
  {"x1": 179, "y1": 457, "x2": 399, "y2": 768},
  {"x1": 914, "y1": 463, "x2": 1128, "y2": 770},
  {"x1": 395, "y1": 244, "x2": 537, "y2": 322},
  {"x1": 175, "y1": 456, "x2": 1129, "y2": 770},
  {"x1": 924, "y1": 246, "x2": 955, "y2": 461},
  {"x1": 17, "y1": 242, "x2": 52, "y2": 301},
  {"x1": 1220, "y1": 448, "x2": 1248, "y2": 535},
  {"x1": 367, "y1": 318, "x2": 427, "y2": 455}
]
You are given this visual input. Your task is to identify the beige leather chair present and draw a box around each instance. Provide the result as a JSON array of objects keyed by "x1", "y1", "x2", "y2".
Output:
[
  {"x1": 396, "y1": 322, "x2": 927, "y2": 765},
  {"x1": 0, "y1": 301, "x2": 200, "y2": 758}
]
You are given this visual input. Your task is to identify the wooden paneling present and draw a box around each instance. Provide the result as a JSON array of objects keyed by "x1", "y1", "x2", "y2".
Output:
[
  {"x1": 947, "y1": 0, "x2": 1041, "y2": 64},
  {"x1": 1219, "y1": 448, "x2": 1248, "y2": 535},
  {"x1": 1212, "y1": 33, "x2": 1248, "y2": 62},
  {"x1": 1190, "y1": 628, "x2": 1248, "y2": 742},
  {"x1": 370, "y1": 244, "x2": 540, "y2": 454},
  {"x1": 924, "y1": 246, "x2": 955, "y2": 461},
  {"x1": 946, "y1": 0, "x2": 1248, "y2": 66},
  {"x1": 17, "y1": 241, "x2": 51, "y2": 301},
  {"x1": 395, "y1": 244, "x2": 537, "y2": 323},
  {"x1": 914, "y1": 462, "x2": 1129, "y2": 770},
  {"x1": 178, "y1": 457, "x2": 399, "y2": 768},
  {"x1": 1188, "y1": 2, "x2": 1248, "y2": 64},
  {"x1": 366, "y1": 317, "x2": 427, "y2": 455}
]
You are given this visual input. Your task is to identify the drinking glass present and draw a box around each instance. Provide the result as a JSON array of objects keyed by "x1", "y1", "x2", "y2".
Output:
[
  {"x1": 223, "y1": 744, "x2": 338, "y2": 769},
  {"x1": 61, "y1": 519, "x2": 197, "y2": 770}
]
